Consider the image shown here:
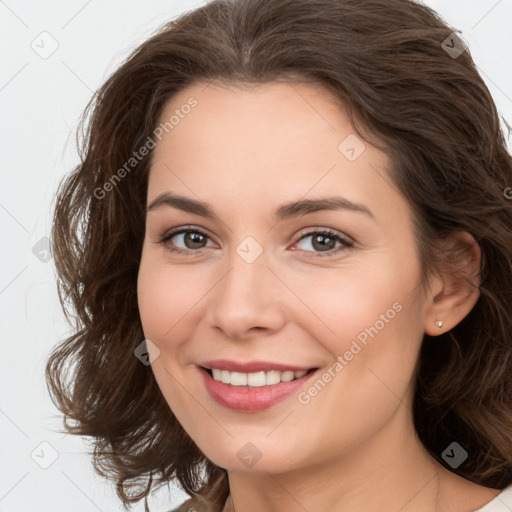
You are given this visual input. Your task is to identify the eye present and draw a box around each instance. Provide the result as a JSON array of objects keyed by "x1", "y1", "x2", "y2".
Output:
[
  {"x1": 159, "y1": 226, "x2": 215, "y2": 255},
  {"x1": 158, "y1": 226, "x2": 354, "y2": 258},
  {"x1": 293, "y1": 228, "x2": 353, "y2": 257}
]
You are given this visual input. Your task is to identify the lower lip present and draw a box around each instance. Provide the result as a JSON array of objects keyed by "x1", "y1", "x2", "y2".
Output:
[{"x1": 199, "y1": 367, "x2": 317, "y2": 412}]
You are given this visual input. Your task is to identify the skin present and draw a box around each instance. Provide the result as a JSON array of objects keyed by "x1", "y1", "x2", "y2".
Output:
[{"x1": 137, "y1": 81, "x2": 499, "y2": 511}]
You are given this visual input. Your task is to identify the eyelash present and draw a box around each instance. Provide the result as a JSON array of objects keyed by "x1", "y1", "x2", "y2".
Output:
[{"x1": 158, "y1": 225, "x2": 354, "y2": 258}]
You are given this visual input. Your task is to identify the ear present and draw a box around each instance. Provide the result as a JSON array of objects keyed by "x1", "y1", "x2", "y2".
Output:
[{"x1": 424, "y1": 231, "x2": 481, "y2": 336}]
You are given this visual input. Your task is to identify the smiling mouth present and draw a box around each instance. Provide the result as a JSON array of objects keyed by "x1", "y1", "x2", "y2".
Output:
[
  {"x1": 202, "y1": 367, "x2": 318, "y2": 387},
  {"x1": 198, "y1": 364, "x2": 320, "y2": 412}
]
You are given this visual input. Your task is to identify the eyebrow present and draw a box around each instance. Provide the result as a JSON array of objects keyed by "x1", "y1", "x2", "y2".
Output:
[{"x1": 147, "y1": 192, "x2": 374, "y2": 221}]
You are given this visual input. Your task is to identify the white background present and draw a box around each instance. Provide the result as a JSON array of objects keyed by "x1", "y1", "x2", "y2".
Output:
[{"x1": 1, "y1": 1, "x2": 511, "y2": 511}]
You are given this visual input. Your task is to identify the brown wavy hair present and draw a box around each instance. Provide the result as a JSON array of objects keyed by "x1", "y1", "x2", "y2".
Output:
[{"x1": 46, "y1": 0, "x2": 512, "y2": 510}]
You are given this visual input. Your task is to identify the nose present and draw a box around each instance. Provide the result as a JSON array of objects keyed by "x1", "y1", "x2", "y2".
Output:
[{"x1": 206, "y1": 247, "x2": 287, "y2": 341}]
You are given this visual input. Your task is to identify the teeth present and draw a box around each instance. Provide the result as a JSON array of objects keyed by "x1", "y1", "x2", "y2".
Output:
[
  {"x1": 265, "y1": 370, "x2": 281, "y2": 385},
  {"x1": 231, "y1": 372, "x2": 248, "y2": 386},
  {"x1": 247, "y1": 371, "x2": 266, "y2": 387},
  {"x1": 220, "y1": 370, "x2": 230, "y2": 384},
  {"x1": 281, "y1": 371, "x2": 295, "y2": 382},
  {"x1": 210, "y1": 368, "x2": 309, "y2": 387}
]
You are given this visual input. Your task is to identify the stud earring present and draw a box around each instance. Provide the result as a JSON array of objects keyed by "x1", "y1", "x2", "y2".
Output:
[{"x1": 435, "y1": 320, "x2": 443, "y2": 328}]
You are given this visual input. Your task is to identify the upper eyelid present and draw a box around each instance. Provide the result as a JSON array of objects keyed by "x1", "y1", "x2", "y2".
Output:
[{"x1": 296, "y1": 227, "x2": 352, "y2": 242}]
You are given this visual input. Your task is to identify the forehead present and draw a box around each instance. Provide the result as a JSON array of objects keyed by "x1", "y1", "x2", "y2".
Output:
[
  {"x1": 147, "y1": 80, "x2": 401, "y2": 225},
  {"x1": 153, "y1": 80, "x2": 359, "y2": 166}
]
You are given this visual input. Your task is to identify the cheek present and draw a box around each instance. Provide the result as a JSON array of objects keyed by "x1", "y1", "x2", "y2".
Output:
[
  {"x1": 137, "y1": 256, "x2": 205, "y2": 420},
  {"x1": 288, "y1": 255, "x2": 420, "y2": 353},
  {"x1": 289, "y1": 250, "x2": 425, "y2": 412},
  {"x1": 287, "y1": 263, "x2": 424, "y2": 453},
  {"x1": 137, "y1": 271, "x2": 167, "y2": 343},
  {"x1": 137, "y1": 253, "x2": 203, "y2": 342}
]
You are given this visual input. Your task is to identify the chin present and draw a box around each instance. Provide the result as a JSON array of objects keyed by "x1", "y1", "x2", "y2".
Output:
[{"x1": 195, "y1": 437, "x2": 307, "y2": 475}]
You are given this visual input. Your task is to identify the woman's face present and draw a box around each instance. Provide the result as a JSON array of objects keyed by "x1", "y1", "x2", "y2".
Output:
[{"x1": 137, "y1": 80, "x2": 430, "y2": 473}]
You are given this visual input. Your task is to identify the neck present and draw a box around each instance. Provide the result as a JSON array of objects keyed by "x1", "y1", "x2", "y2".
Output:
[{"x1": 222, "y1": 406, "x2": 446, "y2": 512}]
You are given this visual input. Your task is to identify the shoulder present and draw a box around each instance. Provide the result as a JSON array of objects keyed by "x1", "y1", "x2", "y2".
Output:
[{"x1": 473, "y1": 484, "x2": 512, "y2": 511}]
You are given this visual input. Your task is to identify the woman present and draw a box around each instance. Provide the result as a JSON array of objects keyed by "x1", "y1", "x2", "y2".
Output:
[{"x1": 46, "y1": 0, "x2": 512, "y2": 511}]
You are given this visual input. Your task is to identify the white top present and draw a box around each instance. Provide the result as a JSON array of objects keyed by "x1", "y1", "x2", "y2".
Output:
[{"x1": 474, "y1": 484, "x2": 512, "y2": 511}]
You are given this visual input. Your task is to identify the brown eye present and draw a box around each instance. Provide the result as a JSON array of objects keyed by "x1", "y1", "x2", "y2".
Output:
[
  {"x1": 294, "y1": 229, "x2": 353, "y2": 257},
  {"x1": 160, "y1": 227, "x2": 214, "y2": 254}
]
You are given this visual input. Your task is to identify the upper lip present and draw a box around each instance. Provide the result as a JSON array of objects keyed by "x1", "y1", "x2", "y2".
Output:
[{"x1": 199, "y1": 359, "x2": 317, "y2": 373}]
